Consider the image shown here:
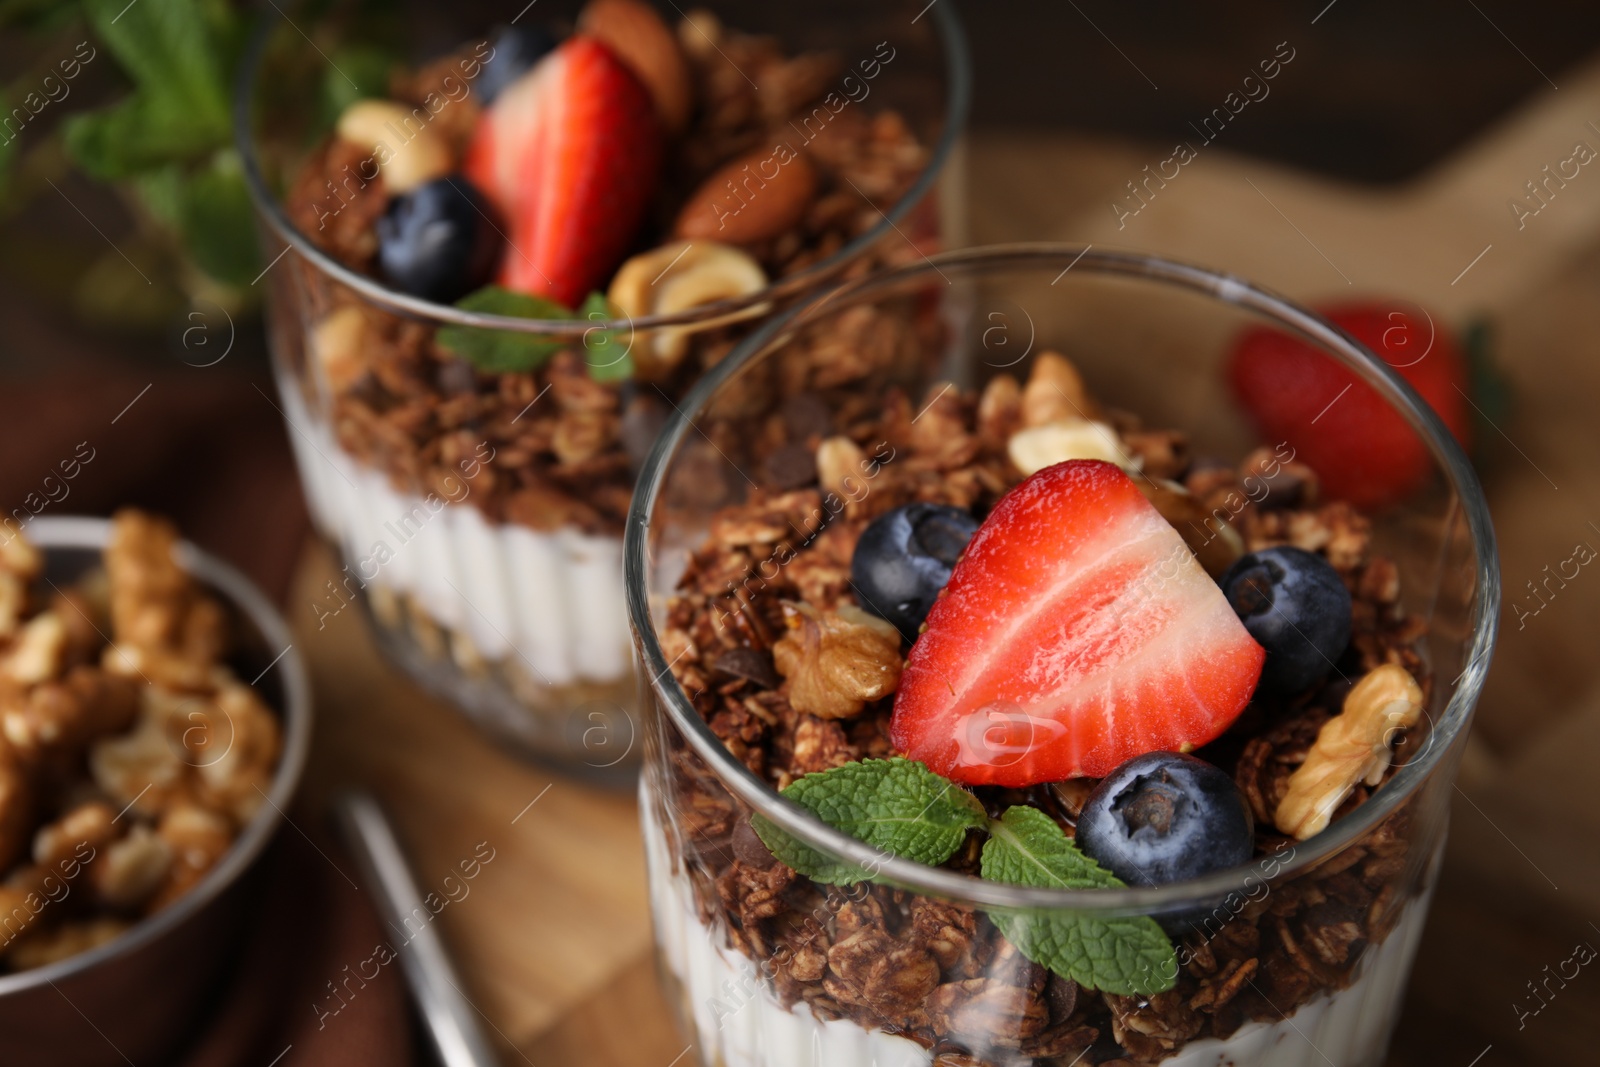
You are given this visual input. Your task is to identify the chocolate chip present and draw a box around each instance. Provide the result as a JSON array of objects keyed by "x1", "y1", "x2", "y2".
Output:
[
  {"x1": 620, "y1": 394, "x2": 669, "y2": 472},
  {"x1": 781, "y1": 391, "x2": 832, "y2": 442},
  {"x1": 1046, "y1": 974, "x2": 1078, "y2": 1022},
  {"x1": 1257, "y1": 464, "x2": 1316, "y2": 510},
  {"x1": 732, "y1": 818, "x2": 778, "y2": 868},
  {"x1": 713, "y1": 647, "x2": 781, "y2": 690},
  {"x1": 435, "y1": 358, "x2": 478, "y2": 395},
  {"x1": 762, "y1": 442, "x2": 817, "y2": 490}
]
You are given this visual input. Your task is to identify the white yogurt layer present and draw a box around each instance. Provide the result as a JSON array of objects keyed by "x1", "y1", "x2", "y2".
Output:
[
  {"x1": 279, "y1": 382, "x2": 631, "y2": 687},
  {"x1": 641, "y1": 788, "x2": 1431, "y2": 1067}
]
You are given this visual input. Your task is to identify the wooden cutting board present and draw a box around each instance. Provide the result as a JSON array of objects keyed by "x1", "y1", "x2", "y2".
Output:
[{"x1": 289, "y1": 49, "x2": 1600, "y2": 1067}]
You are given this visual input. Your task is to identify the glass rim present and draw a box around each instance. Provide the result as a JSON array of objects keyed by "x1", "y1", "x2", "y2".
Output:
[
  {"x1": 0, "y1": 516, "x2": 313, "y2": 996},
  {"x1": 232, "y1": 2, "x2": 972, "y2": 335},
  {"x1": 624, "y1": 243, "x2": 1502, "y2": 913}
]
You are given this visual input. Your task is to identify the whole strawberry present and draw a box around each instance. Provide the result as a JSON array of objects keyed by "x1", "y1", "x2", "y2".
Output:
[
  {"x1": 1227, "y1": 302, "x2": 1471, "y2": 510},
  {"x1": 464, "y1": 36, "x2": 662, "y2": 307}
]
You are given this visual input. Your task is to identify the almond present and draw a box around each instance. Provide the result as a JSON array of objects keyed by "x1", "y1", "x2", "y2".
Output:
[
  {"x1": 579, "y1": 0, "x2": 693, "y2": 135},
  {"x1": 673, "y1": 146, "x2": 819, "y2": 245}
]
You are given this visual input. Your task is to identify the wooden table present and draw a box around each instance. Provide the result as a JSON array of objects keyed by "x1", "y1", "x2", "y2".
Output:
[{"x1": 291, "y1": 51, "x2": 1600, "y2": 1067}]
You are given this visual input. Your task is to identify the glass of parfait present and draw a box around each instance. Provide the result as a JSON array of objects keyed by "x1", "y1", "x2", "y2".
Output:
[
  {"x1": 235, "y1": 0, "x2": 968, "y2": 778},
  {"x1": 626, "y1": 245, "x2": 1497, "y2": 1066}
]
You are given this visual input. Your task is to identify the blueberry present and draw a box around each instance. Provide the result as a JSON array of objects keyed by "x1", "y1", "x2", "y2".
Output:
[
  {"x1": 376, "y1": 175, "x2": 501, "y2": 303},
  {"x1": 476, "y1": 23, "x2": 559, "y2": 104},
  {"x1": 1076, "y1": 752, "x2": 1254, "y2": 887},
  {"x1": 1220, "y1": 546, "x2": 1352, "y2": 696},
  {"x1": 850, "y1": 503, "x2": 978, "y2": 642}
]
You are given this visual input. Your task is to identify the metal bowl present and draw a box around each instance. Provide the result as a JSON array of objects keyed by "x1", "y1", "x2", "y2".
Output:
[{"x1": 0, "y1": 516, "x2": 313, "y2": 1066}]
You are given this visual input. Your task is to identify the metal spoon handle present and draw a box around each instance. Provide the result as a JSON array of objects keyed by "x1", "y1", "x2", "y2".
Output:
[{"x1": 333, "y1": 791, "x2": 502, "y2": 1067}]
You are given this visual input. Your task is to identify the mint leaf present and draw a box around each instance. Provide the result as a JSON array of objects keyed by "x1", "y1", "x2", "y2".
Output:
[
  {"x1": 70, "y1": 0, "x2": 232, "y2": 172},
  {"x1": 55, "y1": 0, "x2": 258, "y2": 288},
  {"x1": 577, "y1": 291, "x2": 634, "y2": 383},
  {"x1": 436, "y1": 287, "x2": 574, "y2": 373},
  {"x1": 981, "y1": 806, "x2": 1176, "y2": 996},
  {"x1": 134, "y1": 152, "x2": 260, "y2": 287},
  {"x1": 437, "y1": 287, "x2": 635, "y2": 380},
  {"x1": 172, "y1": 151, "x2": 261, "y2": 287},
  {"x1": 785, "y1": 758, "x2": 989, "y2": 862},
  {"x1": 749, "y1": 815, "x2": 876, "y2": 885},
  {"x1": 82, "y1": 0, "x2": 230, "y2": 122},
  {"x1": 751, "y1": 758, "x2": 987, "y2": 885},
  {"x1": 65, "y1": 94, "x2": 221, "y2": 179}
]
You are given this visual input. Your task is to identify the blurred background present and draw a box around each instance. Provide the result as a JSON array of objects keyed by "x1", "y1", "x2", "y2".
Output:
[{"x1": 4, "y1": 1, "x2": 1600, "y2": 1064}]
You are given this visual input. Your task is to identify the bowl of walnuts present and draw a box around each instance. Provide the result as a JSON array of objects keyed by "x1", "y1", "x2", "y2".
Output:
[{"x1": 0, "y1": 511, "x2": 311, "y2": 1066}]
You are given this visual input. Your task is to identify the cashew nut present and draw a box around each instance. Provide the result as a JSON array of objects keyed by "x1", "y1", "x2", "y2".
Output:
[
  {"x1": 1007, "y1": 418, "x2": 1139, "y2": 476},
  {"x1": 607, "y1": 241, "x2": 768, "y2": 379},
  {"x1": 335, "y1": 99, "x2": 453, "y2": 194}
]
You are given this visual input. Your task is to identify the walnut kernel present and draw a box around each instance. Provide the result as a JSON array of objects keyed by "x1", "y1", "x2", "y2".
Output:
[
  {"x1": 772, "y1": 602, "x2": 901, "y2": 719},
  {"x1": 1275, "y1": 664, "x2": 1424, "y2": 839}
]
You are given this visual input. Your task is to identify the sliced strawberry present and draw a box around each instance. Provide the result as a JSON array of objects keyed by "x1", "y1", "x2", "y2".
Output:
[
  {"x1": 891, "y1": 460, "x2": 1264, "y2": 786},
  {"x1": 464, "y1": 36, "x2": 661, "y2": 307},
  {"x1": 1227, "y1": 301, "x2": 1471, "y2": 510}
]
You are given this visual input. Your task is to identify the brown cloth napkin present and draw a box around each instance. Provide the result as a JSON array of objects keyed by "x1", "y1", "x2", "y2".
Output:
[
  {"x1": 0, "y1": 365, "x2": 308, "y2": 603},
  {"x1": 176, "y1": 833, "x2": 415, "y2": 1067},
  {"x1": 1, "y1": 360, "x2": 413, "y2": 1067}
]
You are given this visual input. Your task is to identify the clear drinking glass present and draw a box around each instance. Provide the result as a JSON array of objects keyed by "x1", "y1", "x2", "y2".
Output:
[
  {"x1": 235, "y1": 0, "x2": 968, "y2": 777},
  {"x1": 626, "y1": 245, "x2": 1498, "y2": 1065}
]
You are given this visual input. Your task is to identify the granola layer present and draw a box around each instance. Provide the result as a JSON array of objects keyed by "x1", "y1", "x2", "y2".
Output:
[{"x1": 643, "y1": 786, "x2": 1436, "y2": 1067}]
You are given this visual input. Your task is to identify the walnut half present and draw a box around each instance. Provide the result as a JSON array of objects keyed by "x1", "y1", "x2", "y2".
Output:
[
  {"x1": 772, "y1": 602, "x2": 902, "y2": 719},
  {"x1": 1275, "y1": 664, "x2": 1424, "y2": 840}
]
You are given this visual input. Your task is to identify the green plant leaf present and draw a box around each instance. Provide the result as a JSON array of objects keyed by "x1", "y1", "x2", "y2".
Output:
[
  {"x1": 78, "y1": 0, "x2": 231, "y2": 144},
  {"x1": 435, "y1": 286, "x2": 575, "y2": 373},
  {"x1": 980, "y1": 806, "x2": 1176, "y2": 996},
  {"x1": 437, "y1": 287, "x2": 636, "y2": 380},
  {"x1": 64, "y1": 94, "x2": 221, "y2": 179},
  {"x1": 130, "y1": 151, "x2": 260, "y2": 286},
  {"x1": 577, "y1": 291, "x2": 634, "y2": 383},
  {"x1": 749, "y1": 814, "x2": 878, "y2": 885},
  {"x1": 178, "y1": 152, "x2": 260, "y2": 287},
  {"x1": 750, "y1": 758, "x2": 988, "y2": 885}
]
